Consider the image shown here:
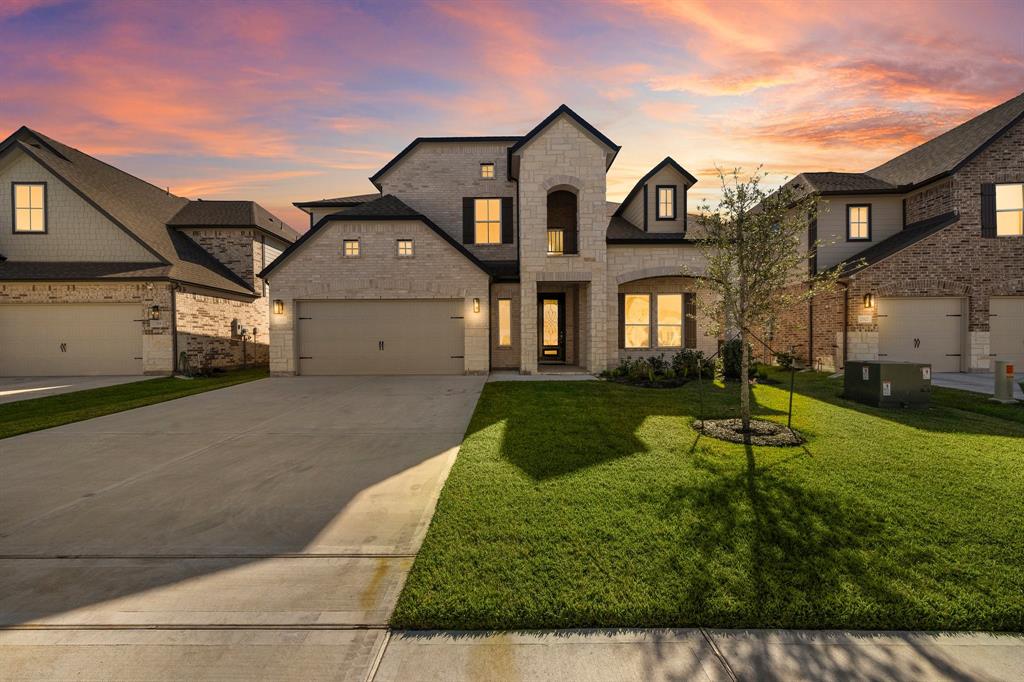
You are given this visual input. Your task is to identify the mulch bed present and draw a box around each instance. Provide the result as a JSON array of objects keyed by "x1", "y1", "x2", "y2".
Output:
[{"x1": 693, "y1": 418, "x2": 804, "y2": 446}]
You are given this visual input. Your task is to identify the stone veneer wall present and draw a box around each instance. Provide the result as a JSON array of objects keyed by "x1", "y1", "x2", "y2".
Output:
[
  {"x1": 615, "y1": 275, "x2": 718, "y2": 365},
  {"x1": 265, "y1": 218, "x2": 489, "y2": 375},
  {"x1": 174, "y1": 287, "x2": 268, "y2": 371},
  {"x1": 516, "y1": 116, "x2": 610, "y2": 373},
  {"x1": 0, "y1": 281, "x2": 174, "y2": 374}
]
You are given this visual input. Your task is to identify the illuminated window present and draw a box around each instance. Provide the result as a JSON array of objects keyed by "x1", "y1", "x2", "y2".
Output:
[
  {"x1": 847, "y1": 205, "x2": 871, "y2": 240},
  {"x1": 343, "y1": 239, "x2": 360, "y2": 257},
  {"x1": 996, "y1": 183, "x2": 1024, "y2": 236},
  {"x1": 480, "y1": 163, "x2": 495, "y2": 179},
  {"x1": 657, "y1": 294, "x2": 683, "y2": 347},
  {"x1": 547, "y1": 228, "x2": 564, "y2": 255},
  {"x1": 397, "y1": 239, "x2": 414, "y2": 257},
  {"x1": 474, "y1": 198, "x2": 501, "y2": 244},
  {"x1": 13, "y1": 183, "x2": 46, "y2": 233},
  {"x1": 498, "y1": 298, "x2": 512, "y2": 346},
  {"x1": 656, "y1": 185, "x2": 676, "y2": 220},
  {"x1": 624, "y1": 294, "x2": 650, "y2": 348}
]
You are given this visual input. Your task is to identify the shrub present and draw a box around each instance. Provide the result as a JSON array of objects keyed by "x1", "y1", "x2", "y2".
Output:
[
  {"x1": 775, "y1": 351, "x2": 796, "y2": 370},
  {"x1": 721, "y1": 338, "x2": 755, "y2": 380},
  {"x1": 627, "y1": 357, "x2": 651, "y2": 382},
  {"x1": 646, "y1": 353, "x2": 668, "y2": 375},
  {"x1": 671, "y1": 348, "x2": 714, "y2": 380}
]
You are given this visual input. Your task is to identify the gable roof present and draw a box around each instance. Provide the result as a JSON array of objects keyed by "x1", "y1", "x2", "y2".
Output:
[
  {"x1": 369, "y1": 137, "x2": 519, "y2": 190},
  {"x1": 0, "y1": 127, "x2": 258, "y2": 295},
  {"x1": 507, "y1": 104, "x2": 620, "y2": 160},
  {"x1": 293, "y1": 192, "x2": 381, "y2": 210},
  {"x1": 606, "y1": 215, "x2": 698, "y2": 244},
  {"x1": 866, "y1": 91, "x2": 1024, "y2": 187},
  {"x1": 168, "y1": 200, "x2": 298, "y2": 242},
  {"x1": 840, "y1": 211, "x2": 959, "y2": 277},
  {"x1": 259, "y1": 194, "x2": 491, "y2": 279},
  {"x1": 612, "y1": 157, "x2": 699, "y2": 219}
]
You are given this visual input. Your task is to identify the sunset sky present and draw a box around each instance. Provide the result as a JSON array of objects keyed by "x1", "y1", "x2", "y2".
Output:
[{"x1": 2, "y1": 0, "x2": 1022, "y2": 230}]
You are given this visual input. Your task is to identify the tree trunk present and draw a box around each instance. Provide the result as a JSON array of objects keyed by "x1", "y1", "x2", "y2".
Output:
[{"x1": 739, "y1": 327, "x2": 751, "y2": 432}]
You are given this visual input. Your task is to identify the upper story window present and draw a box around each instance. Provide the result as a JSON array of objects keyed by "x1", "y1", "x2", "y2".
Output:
[
  {"x1": 474, "y1": 198, "x2": 502, "y2": 244},
  {"x1": 397, "y1": 239, "x2": 414, "y2": 257},
  {"x1": 343, "y1": 239, "x2": 360, "y2": 257},
  {"x1": 656, "y1": 185, "x2": 676, "y2": 220},
  {"x1": 847, "y1": 204, "x2": 871, "y2": 241},
  {"x1": 480, "y1": 163, "x2": 495, "y2": 179},
  {"x1": 996, "y1": 183, "x2": 1024, "y2": 236},
  {"x1": 13, "y1": 182, "x2": 46, "y2": 233}
]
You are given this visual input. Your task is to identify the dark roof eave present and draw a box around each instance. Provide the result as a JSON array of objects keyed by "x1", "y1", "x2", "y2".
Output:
[
  {"x1": 607, "y1": 237, "x2": 698, "y2": 245},
  {"x1": 612, "y1": 157, "x2": 699, "y2": 218}
]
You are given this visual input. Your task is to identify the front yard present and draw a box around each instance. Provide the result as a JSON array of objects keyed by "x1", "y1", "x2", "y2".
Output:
[{"x1": 392, "y1": 370, "x2": 1024, "y2": 631}]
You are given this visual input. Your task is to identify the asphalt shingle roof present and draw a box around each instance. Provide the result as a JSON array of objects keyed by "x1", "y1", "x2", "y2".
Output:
[
  {"x1": 606, "y1": 215, "x2": 698, "y2": 243},
  {"x1": 293, "y1": 192, "x2": 381, "y2": 209},
  {"x1": 796, "y1": 172, "x2": 896, "y2": 194},
  {"x1": 168, "y1": 200, "x2": 298, "y2": 242},
  {"x1": 866, "y1": 91, "x2": 1024, "y2": 187}
]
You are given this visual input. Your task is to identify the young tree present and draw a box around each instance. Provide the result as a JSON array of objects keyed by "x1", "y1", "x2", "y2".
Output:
[{"x1": 690, "y1": 168, "x2": 840, "y2": 433}]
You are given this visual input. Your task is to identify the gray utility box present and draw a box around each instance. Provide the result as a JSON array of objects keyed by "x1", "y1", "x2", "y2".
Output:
[{"x1": 844, "y1": 361, "x2": 932, "y2": 408}]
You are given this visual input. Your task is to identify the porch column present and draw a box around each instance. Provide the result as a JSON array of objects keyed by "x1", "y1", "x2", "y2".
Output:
[{"x1": 520, "y1": 277, "x2": 538, "y2": 374}]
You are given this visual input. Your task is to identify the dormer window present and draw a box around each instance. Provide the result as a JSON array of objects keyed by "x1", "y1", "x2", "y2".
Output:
[
  {"x1": 656, "y1": 185, "x2": 676, "y2": 220},
  {"x1": 13, "y1": 183, "x2": 46, "y2": 233},
  {"x1": 847, "y1": 204, "x2": 871, "y2": 241},
  {"x1": 480, "y1": 163, "x2": 494, "y2": 179}
]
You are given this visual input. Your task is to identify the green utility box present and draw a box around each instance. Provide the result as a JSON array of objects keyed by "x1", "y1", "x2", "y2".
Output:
[{"x1": 844, "y1": 361, "x2": 932, "y2": 408}]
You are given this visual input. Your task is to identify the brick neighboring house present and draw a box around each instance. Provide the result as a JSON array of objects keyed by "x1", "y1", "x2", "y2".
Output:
[
  {"x1": 0, "y1": 127, "x2": 298, "y2": 376},
  {"x1": 772, "y1": 91, "x2": 1024, "y2": 374},
  {"x1": 262, "y1": 105, "x2": 719, "y2": 375}
]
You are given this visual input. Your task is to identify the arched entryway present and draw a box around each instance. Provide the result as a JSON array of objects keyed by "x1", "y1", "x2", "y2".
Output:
[{"x1": 546, "y1": 189, "x2": 577, "y2": 256}]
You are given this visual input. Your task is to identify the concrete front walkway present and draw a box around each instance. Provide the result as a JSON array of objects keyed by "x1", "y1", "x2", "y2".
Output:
[
  {"x1": 0, "y1": 375, "x2": 149, "y2": 404},
  {"x1": 374, "y1": 629, "x2": 1024, "y2": 681},
  {"x1": 933, "y1": 372, "x2": 1024, "y2": 400},
  {"x1": 0, "y1": 375, "x2": 485, "y2": 681}
]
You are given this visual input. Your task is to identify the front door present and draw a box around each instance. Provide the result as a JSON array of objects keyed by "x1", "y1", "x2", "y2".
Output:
[{"x1": 538, "y1": 293, "x2": 566, "y2": 362}]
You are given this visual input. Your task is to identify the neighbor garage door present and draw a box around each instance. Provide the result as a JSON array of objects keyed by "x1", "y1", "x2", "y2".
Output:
[
  {"x1": 877, "y1": 297, "x2": 963, "y2": 372},
  {"x1": 0, "y1": 304, "x2": 144, "y2": 376},
  {"x1": 297, "y1": 299, "x2": 465, "y2": 375},
  {"x1": 990, "y1": 297, "x2": 1024, "y2": 368}
]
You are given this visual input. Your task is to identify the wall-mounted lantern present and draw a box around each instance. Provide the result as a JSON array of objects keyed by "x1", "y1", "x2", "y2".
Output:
[
  {"x1": 473, "y1": 297, "x2": 481, "y2": 313},
  {"x1": 148, "y1": 305, "x2": 161, "y2": 320},
  {"x1": 273, "y1": 299, "x2": 284, "y2": 315},
  {"x1": 863, "y1": 293, "x2": 875, "y2": 309}
]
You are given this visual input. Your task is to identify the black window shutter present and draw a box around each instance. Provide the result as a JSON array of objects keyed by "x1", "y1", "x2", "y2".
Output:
[
  {"x1": 980, "y1": 183, "x2": 996, "y2": 238},
  {"x1": 501, "y1": 197, "x2": 513, "y2": 244},
  {"x1": 463, "y1": 198, "x2": 475, "y2": 243},
  {"x1": 618, "y1": 293, "x2": 625, "y2": 349},
  {"x1": 684, "y1": 293, "x2": 697, "y2": 349}
]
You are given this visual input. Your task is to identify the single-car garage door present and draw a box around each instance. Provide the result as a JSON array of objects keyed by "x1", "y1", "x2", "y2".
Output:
[
  {"x1": 0, "y1": 304, "x2": 144, "y2": 376},
  {"x1": 297, "y1": 299, "x2": 465, "y2": 375},
  {"x1": 990, "y1": 297, "x2": 1024, "y2": 368},
  {"x1": 877, "y1": 297, "x2": 963, "y2": 372}
]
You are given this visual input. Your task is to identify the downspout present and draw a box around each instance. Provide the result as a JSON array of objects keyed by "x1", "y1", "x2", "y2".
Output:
[
  {"x1": 170, "y1": 282, "x2": 179, "y2": 374},
  {"x1": 808, "y1": 296, "x2": 814, "y2": 371},
  {"x1": 840, "y1": 281, "x2": 849, "y2": 369}
]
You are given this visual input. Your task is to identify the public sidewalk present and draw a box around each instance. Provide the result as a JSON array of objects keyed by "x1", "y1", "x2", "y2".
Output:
[{"x1": 371, "y1": 628, "x2": 1024, "y2": 681}]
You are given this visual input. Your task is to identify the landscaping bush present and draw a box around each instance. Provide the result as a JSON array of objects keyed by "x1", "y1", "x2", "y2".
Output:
[
  {"x1": 604, "y1": 354, "x2": 694, "y2": 388},
  {"x1": 775, "y1": 350, "x2": 796, "y2": 370},
  {"x1": 671, "y1": 348, "x2": 714, "y2": 380},
  {"x1": 721, "y1": 338, "x2": 755, "y2": 380}
]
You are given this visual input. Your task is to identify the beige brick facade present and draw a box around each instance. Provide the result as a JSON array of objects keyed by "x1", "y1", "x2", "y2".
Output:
[
  {"x1": 265, "y1": 218, "x2": 489, "y2": 375},
  {"x1": 175, "y1": 287, "x2": 269, "y2": 372}
]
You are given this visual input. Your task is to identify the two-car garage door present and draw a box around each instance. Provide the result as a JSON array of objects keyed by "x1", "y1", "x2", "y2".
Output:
[
  {"x1": 877, "y1": 297, "x2": 963, "y2": 372},
  {"x1": 0, "y1": 304, "x2": 144, "y2": 376},
  {"x1": 297, "y1": 300, "x2": 465, "y2": 375}
]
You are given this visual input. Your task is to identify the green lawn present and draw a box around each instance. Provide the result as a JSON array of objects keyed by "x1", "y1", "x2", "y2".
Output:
[
  {"x1": 393, "y1": 370, "x2": 1024, "y2": 631},
  {"x1": 0, "y1": 368, "x2": 267, "y2": 439}
]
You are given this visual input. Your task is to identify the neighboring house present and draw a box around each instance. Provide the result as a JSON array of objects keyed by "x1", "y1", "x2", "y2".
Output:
[
  {"x1": 0, "y1": 127, "x2": 298, "y2": 376},
  {"x1": 771, "y1": 91, "x2": 1024, "y2": 373},
  {"x1": 263, "y1": 105, "x2": 716, "y2": 375}
]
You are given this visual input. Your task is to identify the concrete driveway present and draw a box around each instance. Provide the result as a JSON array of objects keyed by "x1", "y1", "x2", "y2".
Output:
[
  {"x1": 0, "y1": 376, "x2": 149, "y2": 404},
  {"x1": 0, "y1": 375, "x2": 485, "y2": 681}
]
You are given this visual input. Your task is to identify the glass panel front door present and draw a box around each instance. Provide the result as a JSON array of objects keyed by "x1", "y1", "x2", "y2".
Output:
[{"x1": 538, "y1": 294, "x2": 565, "y2": 362}]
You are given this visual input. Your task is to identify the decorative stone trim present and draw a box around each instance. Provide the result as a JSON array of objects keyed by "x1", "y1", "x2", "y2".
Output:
[
  {"x1": 541, "y1": 174, "x2": 584, "y2": 193},
  {"x1": 616, "y1": 266, "x2": 690, "y2": 285},
  {"x1": 874, "y1": 279, "x2": 970, "y2": 297}
]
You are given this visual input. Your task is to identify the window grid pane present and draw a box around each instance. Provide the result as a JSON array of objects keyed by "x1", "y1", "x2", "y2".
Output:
[
  {"x1": 995, "y1": 183, "x2": 1024, "y2": 211},
  {"x1": 624, "y1": 294, "x2": 650, "y2": 349},
  {"x1": 658, "y1": 187, "x2": 674, "y2": 218},
  {"x1": 996, "y1": 210, "x2": 1023, "y2": 236},
  {"x1": 343, "y1": 239, "x2": 359, "y2": 256},
  {"x1": 481, "y1": 163, "x2": 494, "y2": 178},
  {"x1": 547, "y1": 229, "x2": 563, "y2": 255},
  {"x1": 474, "y1": 198, "x2": 501, "y2": 244},
  {"x1": 656, "y1": 294, "x2": 682, "y2": 347},
  {"x1": 397, "y1": 239, "x2": 413, "y2": 256},
  {"x1": 848, "y1": 206, "x2": 868, "y2": 239},
  {"x1": 498, "y1": 299, "x2": 511, "y2": 346},
  {"x1": 13, "y1": 184, "x2": 45, "y2": 232}
]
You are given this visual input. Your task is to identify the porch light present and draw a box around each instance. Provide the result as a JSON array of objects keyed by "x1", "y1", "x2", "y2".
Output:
[
  {"x1": 473, "y1": 298, "x2": 481, "y2": 313},
  {"x1": 148, "y1": 305, "x2": 161, "y2": 321},
  {"x1": 863, "y1": 293, "x2": 875, "y2": 309},
  {"x1": 273, "y1": 299, "x2": 284, "y2": 315}
]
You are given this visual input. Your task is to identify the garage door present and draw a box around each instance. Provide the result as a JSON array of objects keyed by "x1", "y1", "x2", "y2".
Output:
[
  {"x1": 990, "y1": 297, "x2": 1024, "y2": 368},
  {"x1": 297, "y1": 299, "x2": 465, "y2": 375},
  {"x1": 0, "y1": 304, "x2": 144, "y2": 376},
  {"x1": 877, "y1": 297, "x2": 963, "y2": 372}
]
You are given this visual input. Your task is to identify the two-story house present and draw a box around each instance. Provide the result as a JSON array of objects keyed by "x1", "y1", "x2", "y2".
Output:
[
  {"x1": 261, "y1": 105, "x2": 717, "y2": 375},
  {"x1": 0, "y1": 127, "x2": 298, "y2": 376},
  {"x1": 773, "y1": 91, "x2": 1024, "y2": 373}
]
